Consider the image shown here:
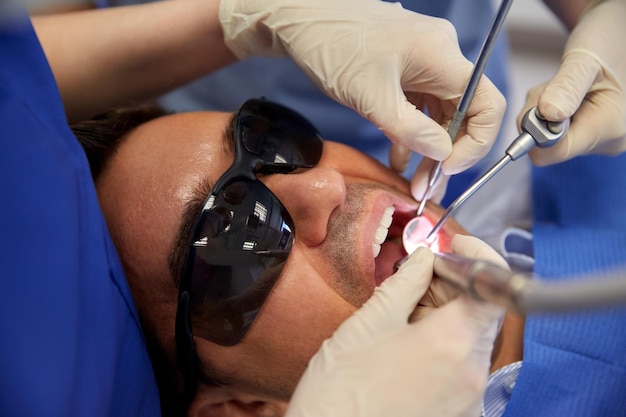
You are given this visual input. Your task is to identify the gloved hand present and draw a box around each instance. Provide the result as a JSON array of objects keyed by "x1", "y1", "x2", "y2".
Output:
[
  {"x1": 409, "y1": 158, "x2": 451, "y2": 205},
  {"x1": 219, "y1": 0, "x2": 506, "y2": 199},
  {"x1": 519, "y1": 0, "x2": 626, "y2": 166},
  {"x1": 284, "y1": 246, "x2": 504, "y2": 417},
  {"x1": 412, "y1": 234, "x2": 509, "y2": 321}
]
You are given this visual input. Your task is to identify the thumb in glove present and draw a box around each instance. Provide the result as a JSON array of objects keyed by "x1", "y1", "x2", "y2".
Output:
[
  {"x1": 519, "y1": 0, "x2": 626, "y2": 165},
  {"x1": 285, "y1": 245, "x2": 503, "y2": 417},
  {"x1": 220, "y1": 0, "x2": 505, "y2": 186}
]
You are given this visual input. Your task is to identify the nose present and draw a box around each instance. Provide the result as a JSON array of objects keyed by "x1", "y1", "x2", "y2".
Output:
[{"x1": 263, "y1": 167, "x2": 346, "y2": 247}]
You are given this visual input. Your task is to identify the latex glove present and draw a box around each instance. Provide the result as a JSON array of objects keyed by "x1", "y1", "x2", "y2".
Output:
[
  {"x1": 412, "y1": 234, "x2": 509, "y2": 321},
  {"x1": 285, "y1": 247, "x2": 504, "y2": 417},
  {"x1": 409, "y1": 158, "x2": 451, "y2": 205},
  {"x1": 219, "y1": 0, "x2": 506, "y2": 199},
  {"x1": 519, "y1": 0, "x2": 626, "y2": 166}
]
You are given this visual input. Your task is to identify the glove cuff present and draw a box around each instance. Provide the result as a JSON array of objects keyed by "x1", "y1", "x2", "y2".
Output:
[{"x1": 218, "y1": 0, "x2": 288, "y2": 60}]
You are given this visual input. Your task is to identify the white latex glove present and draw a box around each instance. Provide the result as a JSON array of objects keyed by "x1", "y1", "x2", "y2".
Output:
[
  {"x1": 519, "y1": 0, "x2": 626, "y2": 166},
  {"x1": 219, "y1": 0, "x2": 506, "y2": 200},
  {"x1": 412, "y1": 234, "x2": 510, "y2": 321},
  {"x1": 285, "y1": 247, "x2": 504, "y2": 417},
  {"x1": 409, "y1": 158, "x2": 451, "y2": 205}
]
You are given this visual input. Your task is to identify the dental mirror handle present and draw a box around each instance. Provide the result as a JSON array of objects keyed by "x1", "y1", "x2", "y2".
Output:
[
  {"x1": 425, "y1": 155, "x2": 512, "y2": 243},
  {"x1": 433, "y1": 252, "x2": 626, "y2": 313},
  {"x1": 415, "y1": 0, "x2": 514, "y2": 217}
]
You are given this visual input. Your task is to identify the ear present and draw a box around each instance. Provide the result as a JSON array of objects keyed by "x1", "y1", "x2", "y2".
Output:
[{"x1": 188, "y1": 387, "x2": 288, "y2": 417}]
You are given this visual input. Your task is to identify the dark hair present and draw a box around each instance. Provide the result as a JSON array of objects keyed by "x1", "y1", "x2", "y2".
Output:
[
  {"x1": 71, "y1": 106, "x2": 187, "y2": 417},
  {"x1": 71, "y1": 106, "x2": 170, "y2": 179}
]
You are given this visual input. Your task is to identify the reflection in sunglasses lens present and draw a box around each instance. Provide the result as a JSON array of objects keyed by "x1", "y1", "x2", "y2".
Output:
[{"x1": 222, "y1": 181, "x2": 248, "y2": 205}]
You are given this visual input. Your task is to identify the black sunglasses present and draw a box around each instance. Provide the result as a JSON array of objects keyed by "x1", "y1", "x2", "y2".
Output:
[{"x1": 175, "y1": 98, "x2": 323, "y2": 403}]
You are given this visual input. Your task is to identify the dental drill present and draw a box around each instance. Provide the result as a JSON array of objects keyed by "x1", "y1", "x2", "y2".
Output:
[{"x1": 432, "y1": 252, "x2": 626, "y2": 313}]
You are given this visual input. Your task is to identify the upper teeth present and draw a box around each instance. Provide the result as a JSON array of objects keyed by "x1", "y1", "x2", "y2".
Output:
[{"x1": 373, "y1": 206, "x2": 394, "y2": 258}]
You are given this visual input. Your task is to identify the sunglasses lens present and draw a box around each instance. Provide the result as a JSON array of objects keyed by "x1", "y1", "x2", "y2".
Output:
[
  {"x1": 188, "y1": 179, "x2": 294, "y2": 345},
  {"x1": 238, "y1": 99, "x2": 323, "y2": 169}
]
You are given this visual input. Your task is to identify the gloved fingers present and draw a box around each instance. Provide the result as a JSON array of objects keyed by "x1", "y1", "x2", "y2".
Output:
[
  {"x1": 324, "y1": 248, "x2": 434, "y2": 352},
  {"x1": 421, "y1": 93, "x2": 455, "y2": 126},
  {"x1": 390, "y1": 82, "x2": 503, "y2": 181},
  {"x1": 535, "y1": 50, "x2": 600, "y2": 122},
  {"x1": 522, "y1": 74, "x2": 626, "y2": 165},
  {"x1": 519, "y1": 40, "x2": 626, "y2": 165},
  {"x1": 369, "y1": 96, "x2": 453, "y2": 162},
  {"x1": 289, "y1": 291, "x2": 495, "y2": 417},
  {"x1": 405, "y1": 90, "x2": 426, "y2": 114},
  {"x1": 387, "y1": 93, "x2": 426, "y2": 173},
  {"x1": 389, "y1": 143, "x2": 412, "y2": 173},
  {"x1": 448, "y1": 235, "x2": 506, "y2": 349},
  {"x1": 290, "y1": 276, "x2": 500, "y2": 417},
  {"x1": 410, "y1": 293, "x2": 503, "y2": 363},
  {"x1": 441, "y1": 77, "x2": 507, "y2": 175},
  {"x1": 529, "y1": 94, "x2": 626, "y2": 165},
  {"x1": 450, "y1": 234, "x2": 509, "y2": 269},
  {"x1": 403, "y1": 298, "x2": 498, "y2": 417},
  {"x1": 454, "y1": 296, "x2": 504, "y2": 359},
  {"x1": 592, "y1": 134, "x2": 626, "y2": 156},
  {"x1": 410, "y1": 157, "x2": 450, "y2": 203},
  {"x1": 409, "y1": 276, "x2": 462, "y2": 322},
  {"x1": 413, "y1": 235, "x2": 509, "y2": 322}
]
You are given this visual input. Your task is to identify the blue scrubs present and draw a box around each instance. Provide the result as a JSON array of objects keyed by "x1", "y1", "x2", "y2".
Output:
[
  {"x1": 102, "y1": 0, "x2": 510, "y2": 206},
  {"x1": 502, "y1": 156, "x2": 626, "y2": 416},
  {"x1": 0, "y1": 12, "x2": 160, "y2": 416}
]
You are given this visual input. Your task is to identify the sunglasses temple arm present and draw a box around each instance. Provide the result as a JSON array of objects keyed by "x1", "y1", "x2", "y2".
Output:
[{"x1": 254, "y1": 249, "x2": 291, "y2": 257}]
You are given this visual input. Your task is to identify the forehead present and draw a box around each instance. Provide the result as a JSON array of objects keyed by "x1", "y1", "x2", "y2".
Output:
[{"x1": 96, "y1": 111, "x2": 234, "y2": 279}]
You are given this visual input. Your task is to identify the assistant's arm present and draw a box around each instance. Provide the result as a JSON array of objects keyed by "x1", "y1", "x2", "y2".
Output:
[{"x1": 32, "y1": 0, "x2": 236, "y2": 121}]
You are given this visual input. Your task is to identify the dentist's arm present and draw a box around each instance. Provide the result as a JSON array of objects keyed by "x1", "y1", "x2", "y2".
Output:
[
  {"x1": 33, "y1": 0, "x2": 237, "y2": 121},
  {"x1": 34, "y1": 0, "x2": 505, "y2": 184}
]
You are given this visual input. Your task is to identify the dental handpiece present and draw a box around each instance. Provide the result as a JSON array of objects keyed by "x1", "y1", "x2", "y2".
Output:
[
  {"x1": 415, "y1": 0, "x2": 514, "y2": 219},
  {"x1": 433, "y1": 252, "x2": 626, "y2": 313},
  {"x1": 424, "y1": 107, "x2": 570, "y2": 243}
]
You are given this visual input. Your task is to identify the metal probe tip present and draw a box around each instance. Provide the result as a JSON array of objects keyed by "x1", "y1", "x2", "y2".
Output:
[{"x1": 415, "y1": 193, "x2": 428, "y2": 218}]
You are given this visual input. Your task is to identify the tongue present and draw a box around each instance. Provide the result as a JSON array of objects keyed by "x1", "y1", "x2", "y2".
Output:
[{"x1": 374, "y1": 241, "x2": 406, "y2": 286}]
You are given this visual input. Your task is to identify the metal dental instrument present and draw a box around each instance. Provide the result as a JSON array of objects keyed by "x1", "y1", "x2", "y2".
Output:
[
  {"x1": 433, "y1": 252, "x2": 626, "y2": 313},
  {"x1": 424, "y1": 106, "x2": 570, "y2": 243},
  {"x1": 412, "y1": 0, "x2": 514, "y2": 223}
]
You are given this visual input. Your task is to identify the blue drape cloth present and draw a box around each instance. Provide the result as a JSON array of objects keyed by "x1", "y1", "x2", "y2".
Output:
[
  {"x1": 503, "y1": 155, "x2": 626, "y2": 416},
  {"x1": 0, "y1": 13, "x2": 160, "y2": 416}
]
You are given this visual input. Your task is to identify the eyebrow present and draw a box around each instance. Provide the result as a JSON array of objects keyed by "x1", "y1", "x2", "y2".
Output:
[{"x1": 167, "y1": 111, "x2": 237, "y2": 288}]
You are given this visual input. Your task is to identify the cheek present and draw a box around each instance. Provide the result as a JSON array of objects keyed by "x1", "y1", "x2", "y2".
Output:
[
  {"x1": 321, "y1": 142, "x2": 409, "y2": 193},
  {"x1": 253, "y1": 250, "x2": 356, "y2": 353},
  {"x1": 209, "y1": 250, "x2": 357, "y2": 397}
]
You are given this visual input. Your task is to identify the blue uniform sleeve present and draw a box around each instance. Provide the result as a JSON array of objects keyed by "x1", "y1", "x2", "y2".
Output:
[
  {"x1": 502, "y1": 156, "x2": 626, "y2": 417},
  {"x1": 0, "y1": 13, "x2": 160, "y2": 416}
]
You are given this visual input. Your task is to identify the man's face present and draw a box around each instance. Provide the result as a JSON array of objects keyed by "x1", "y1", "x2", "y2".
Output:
[{"x1": 95, "y1": 109, "x2": 461, "y2": 407}]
